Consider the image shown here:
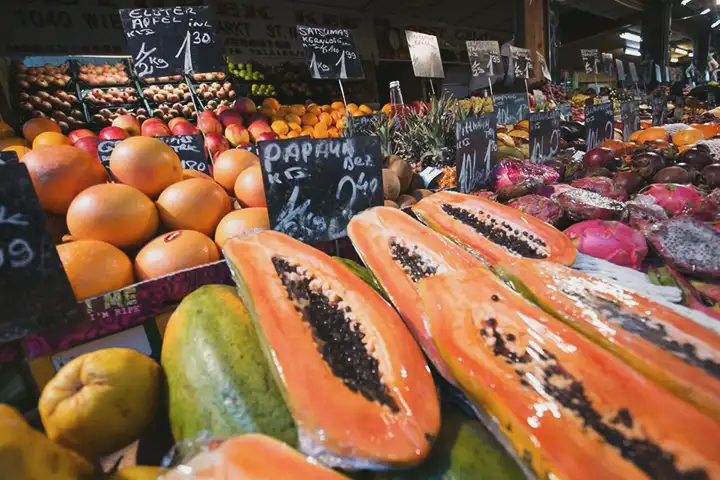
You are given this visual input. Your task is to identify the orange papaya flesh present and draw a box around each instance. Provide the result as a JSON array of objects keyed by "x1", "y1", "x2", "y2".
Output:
[
  {"x1": 418, "y1": 268, "x2": 720, "y2": 480},
  {"x1": 223, "y1": 231, "x2": 440, "y2": 470},
  {"x1": 412, "y1": 191, "x2": 576, "y2": 266},
  {"x1": 347, "y1": 206, "x2": 484, "y2": 384},
  {"x1": 497, "y1": 258, "x2": 720, "y2": 422},
  {"x1": 165, "y1": 433, "x2": 348, "y2": 479}
]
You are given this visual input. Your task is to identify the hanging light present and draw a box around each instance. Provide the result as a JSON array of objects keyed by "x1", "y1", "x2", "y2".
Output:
[
  {"x1": 690, "y1": 52, "x2": 695, "y2": 57},
  {"x1": 619, "y1": 32, "x2": 642, "y2": 43},
  {"x1": 681, "y1": 0, "x2": 691, "y2": 4},
  {"x1": 701, "y1": 8, "x2": 711, "y2": 14},
  {"x1": 713, "y1": 19, "x2": 720, "y2": 27},
  {"x1": 675, "y1": 47, "x2": 689, "y2": 55},
  {"x1": 671, "y1": 58, "x2": 679, "y2": 63},
  {"x1": 625, "y1": 48, "x2": 642, "y2": 57}
]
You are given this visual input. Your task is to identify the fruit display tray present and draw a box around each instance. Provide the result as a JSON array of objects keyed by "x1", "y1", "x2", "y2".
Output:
[
  {"x1": 140, "y1": 80, "x2": 200, "y2": 123},
  {"x1": 16, "y1": 87, "x2": 88, "y2": 134},
  {"x1": 12, "y1": 57, "x2": 75, "y2": 92},
  {"x1": 74, "y1": 56, "x2": 133, "y2": 87},
  {"x1": 186, "y1": 74, "x2": 236, "y2": 115}
]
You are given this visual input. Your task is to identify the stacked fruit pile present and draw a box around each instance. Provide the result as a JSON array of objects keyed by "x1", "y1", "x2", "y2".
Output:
[
  {"x1": 5, "y1": 185, "x2": 719, "y2": 480},
  {"x1": 141, "y1": 82, "x2": 197, "y2": 123},
  {"x1": 15, "y1": 62, "x2": 72, "y2": 89},
  {"x1": 77, "y1": 61, "x2": 131, "y2": 86},
  {"x1": 1, "y1": 117, "x2": 271, "y2": 304},
  {"x1": 227, "y1": 61, "x2": 276, "y2": 97}
]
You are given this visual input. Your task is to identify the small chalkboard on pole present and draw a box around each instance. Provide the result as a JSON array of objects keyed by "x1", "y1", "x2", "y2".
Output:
[
  {"x1": 585, "y1": 102, "x2": 614, "y2": 150},
  {"x1": 406, "y1": 31, "x2": 445, "y2": 79},
  {"x1": 467, "y1": 40, "x2": 502, "y2": 87},
  {"x1": 258, "y1": 137, "x2": 383, "y2": 243},
  {"x1": 510, "y1": 47, "x2": 533, "y2": 79},
  {"x1": 455, "y1": 113, "x2": 498, "y2": 193},
  {"x1": 0, "y1": 163, "x2": 82, "y2": 343},
  {"x1": 581, "y1": 49, "x2": 600, "y2": 75},
  {"x1": 529, "y1": 110, "x2": 561, "y2": 164},
  {"x1": 98, "y1": 135, "x2": 210, "y2": 173},
  {"x1": 120, "y1": 6, "x2": 224, "y2": 78},
  {"x1": 296, "y1": 26, "x2": 364, "y2": 80},
  {"x1": 493, "y1": 93, "x2": 530, "y2": 125},
  {"x1": 621, "y1": 101, "x2": 640, "y2": 140}
]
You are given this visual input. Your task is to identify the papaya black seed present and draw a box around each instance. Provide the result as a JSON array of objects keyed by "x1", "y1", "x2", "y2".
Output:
[
  {"x1": 440, "y1": 204, "x2": 548, "y2": 259},
  {"x1": 482, "y1": 315, "x2": 707, "y2": 479},
  {"x1": 389, "y1": 241, "x2": 439, "y2": 283},
  {"x1": 491, "y1": 294, "x2": 500, "y2": 301},
  {"x1": 272, "y1": 257, "x2": 400, "y2": 413}
]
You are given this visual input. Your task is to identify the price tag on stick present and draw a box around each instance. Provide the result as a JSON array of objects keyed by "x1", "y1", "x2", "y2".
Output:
[
  {"x1": 628, "y1": 62, "x2": 639, "y2": 83},
  {"x1": 616, "y1": 59, "x2": 626, "y2": 81},
  {"x1": 455, "y1": 113, "x2": 498, "y2": 193},
  {"x1": 529, "y1": 110, "x2": 561, "y2": 164},
  {"x1": 258, "y1": 137, "x2": 383, "y2": 243},
  {"x1": 493, "y1": 93, "x2": 529, "y2": 125},
  {"x1": 98, "y1": 134, "x2": 210, "y2": 173},
  {"x1": 296, "y1": 26, "x2": 364, "y2": 80},
  {"x1": 467, "y1": 40, "x2": 502, "y2": 88},
  {"x1": 602, "y1": 53, "x2": 614, "y2": 77},
  {"x1": 406, "y1": 31, "x2": 445, "y2": 79},
  {"x1": 510, "y1": 46, "x2": 533, "y2": 80},
  {"x1": 581, "y1": 49, "x2": 600, "y2": 75},
  {"x1": 0, "y1": 163, "x2": 82, "y2": 343},
  {"x1": 585, "y1": 102, "x2": 614, "y2": 150},
  {"x1": 537, "y1": 52, "x2": 552, "y2": 81},
  {"x1": 621, "y1": 101, "x2": 640, "y2": 140},
  {"x1": 120, "y1": 6, "x2": 224, "y2": 78}
]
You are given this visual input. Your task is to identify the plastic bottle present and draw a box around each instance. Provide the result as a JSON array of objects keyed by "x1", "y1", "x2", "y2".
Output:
[{"x1": 389, "y1": 81, "x2": 408, "y2": 126}]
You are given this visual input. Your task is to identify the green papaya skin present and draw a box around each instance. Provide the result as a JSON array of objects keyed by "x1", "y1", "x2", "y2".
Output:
[
  {"x1": 332, "y1": 257, "x2": 389, "y2": 300},
  {"x1": 162, "y1": 285, "x2": 297, "y2": 448},
  {"x1": 374, "y1": 407, "x2": 525, "y2": 480}
]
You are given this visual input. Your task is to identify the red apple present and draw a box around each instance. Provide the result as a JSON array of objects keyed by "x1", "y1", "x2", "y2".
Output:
[
  {"x1": 142, "y1": 117, "x2": 165, "y2": 126},
  {"x1": 216, "y1": 105, "x2": 230, "y2": 116},
  {"x1": 247, "y1": 120, "x2": 272, "y2": 143},
  {"x1": 68, "y1": 129, "x2": 97, "y2": 144},
  {"x1": 224, "y1": 123, "x2": 251, "y2": 147},
  {"x1": 197, "y1": 110, "x2": 217, "y2": 121},
  {"x1": 168, "y1": 117, "x2": 189, "y2": 131},
  {"x1": 198, "y1": 116, "x2": 223, "y2": 135},
  {"x1": 256, "y1": 132, "x2": 279, "y2": 142},
  {"x1": 141, "y1": 121, "x2": 171, "y2": 137},
  {"x1": 234, "y1": 97, "x2": 257, "y2": 116},
  {"x1": 74, "y1": 136, "x2": 99, "y2": 157},
  {"x1": 98, "y1": 126, "x2": 129, "y2": 140},
  {"x1": 112, "y1": 114, "x2": 141, "y2": 136},
  {"x1": 172, "y1": 121, "x2": 200, "y2": 136},
  {"x1": 205, "y1": 133, "x2": 229, "y2": 156},
  {"x1": 236, "y1": 142, "x2": 252, "y2": 148},
  {"x1": 218, "y1": 109, "x2": 244, "y2": 128}
]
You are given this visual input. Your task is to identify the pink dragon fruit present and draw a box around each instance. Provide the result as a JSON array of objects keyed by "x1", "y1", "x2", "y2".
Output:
[
  {"x1": 507, "y1": 194, "x2": 564, "y2": 225},
  {"x1": 570, "y1": 176, "x2": 629, "y2": 201},
  {"x1": 564, "y1": 220, "x2": 648, "y2": 269},
  {"x1": 470, "y1": 190, "x2": 498, "y2": 201},
  {"x1": 639, "y1": 184, "x2": 704, "y2": 217},
  {"x1": 626, "y1": 194, "x2": 669, "y2": 234},
  {"x1": 648, "y1": 219, "x2": 720, "y2": 278},
  {"x1": 555, "y1": 188, "x2": 627, "y2": 221},
  {"x1": 538, "y1": 183, "x2": 574, "y2": 198},
  {"x1": 492, "y1": 158, "x2": 559, "y2": 199}
]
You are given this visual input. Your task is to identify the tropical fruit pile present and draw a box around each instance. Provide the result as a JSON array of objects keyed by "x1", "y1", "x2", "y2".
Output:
[
  {"x1": 2, "y1": 118, "x2": 271, "y2": 302},
  {"x1": 6, "y1": 189, "x2": 719, "y2": 479}
]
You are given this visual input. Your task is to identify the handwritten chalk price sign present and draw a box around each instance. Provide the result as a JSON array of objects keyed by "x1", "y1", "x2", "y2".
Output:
[
  {"x1": 581, "y1": 49, "x2": 600, "y2": 75},
  {"x1": 259, "y1": 137, "x2": 383, "y2": 243},
  {"x1": 455, "y1": 113, "x2": 498, "y2": 193},
  {"x1": 585, "y1": 102, "x2": 614, "y2": 150},
  {"x1": 467, "y1": 41, "x2": 502, "y2": 81},
  {"x1": 98, "y1": 135, "x2": 210, "y2": 173},
  {"x1": 628, "y1": 62, "x2": 639, "y2": 84},
  {"x1": 0, "y1": 151, "x2": 20, "y2": 165},
  {"x1": 529, "y1": 110, "x2": 561, "y2": 164},
  {"x1": 296, "y1": 26, "x2": 364, "y2": 80},
  {"x1": 494, "y1": 93, "x2": 530, "y2": 125},
  {"x1": 510, "y1": 47, "x2": 533, "y2": 79},
  {"x1": 406, "y1": 31, "x2": 445, "y2": 79},
  {"x1": 616, "y1": 59, "x2": 626, "y2": 81},
  {"x1": 602, "y1": 53, "x2": 614, "y2": 77},
  {"x1": 120, "y1": 6, "x2": 224, "y2": 78},
  {"x1": 0, "y1": 163, "x2": 82, "y2": 342},
  {"x1": 621, "y1": 101, "x2": 640, "y2": 140},
  {"x1": 348, "y1": 112, "x2": 387, "y2": 137}
]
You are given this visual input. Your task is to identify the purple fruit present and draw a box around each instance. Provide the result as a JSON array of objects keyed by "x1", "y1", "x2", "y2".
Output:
[
  {"x1": 639, "y1": 184, "x2": 703, "y2": 217},
  {"x1": 507, "y1": 194, "x2": 564, "y2": 225},
  {"x1": 564, "y1": 220, "x2": 648, "y2": 269},
  {"x1": 583, "y1": 167, "x2": 613, "y2": 178},
  {"x1": 627, "y1": 195, "x2": 669, "y2": 234},
  {"x1": 571, "y1": 176, "x2": 628, "y2": 201},
  {"x1": 652, "y1": 166, "x2": 690, "y2": 185},
  {"x1": 583, "y1": 147, "x2": 615, "y2": 169},
  {"x1": 632, "y1": 151, "x2": 665, "y2": 179},
  {"x1": 492, "y1": 158, "x2": 545, "y2": 199},
  {"x1": 648, "y1": 219, "x2": 720, "y2": 279},
  {"x1": 613, "y1": 170, "x2": 645, "y2": 194},
  {"x1": 555, "y1": 187, "x2": 627, "y2": 221},
  {"x1": 702, "y1": 164, "x2": 720, "y2": 189},
  {"x1": 681, "y1": 147, "x2": 713, "y2": 170}
]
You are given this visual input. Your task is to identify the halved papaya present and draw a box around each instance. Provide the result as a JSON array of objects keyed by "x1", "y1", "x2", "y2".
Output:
[
  {"x1": 347, "y1": 206, "x2": 484, "y2": 383},
  {"x1": 413, "y1": 191, "x2": 576, "y2": 266},
  {"x1": 164, "y1": 434, "x2": 348, "y2": 479},
  {"x1": 418, "y1": 268, "x2": 720, "y2": 480},
  {"x1": 497, "y1": 258, "x2": 720, "y2": 422},
  {"x1": 223, "y1": 231, "x2": 440, "y2": 470}
]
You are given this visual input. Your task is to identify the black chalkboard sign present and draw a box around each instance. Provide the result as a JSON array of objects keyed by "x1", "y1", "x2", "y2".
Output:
[
  {"x1": 602, "y1": 53, "x2": 614, "y2": 77},
  {"x1": 120, "y1": 6, "x2": 224, "y2": 78},
  {"x1": 628, "y1": 62, "x2": 639, "y2": 83},
  {"x1": 258, "y1": 137, "x2": 383, "y2": 243},
  {"x1": 0, "y1": 163, "x2": 82, "y2": 343},
  {"x1": 406, "y1": 30, "x2": 445, "y2": 79},
  {"x1": 455, "y1": 113, "x2": 498, "y2": 193},
  {"x1": 651, "y1": 94, "x2": 666, "y2": 127},
  {"x1": 0, "y1": 151, "x2": 20, "y2": 165},
  {"x1": 510, "y1": 47, "x2": 533, "y2": 80},
  {"x1": 296, "y1": 26, "x2": 364, "y2": 80},
  {"x1": 621, "y1": 101, "x2": 640, "y2": 140},
  {"x1": 467, "y1": 41, "x2": 502, "y2": 87},
  {"x1": 348, "y1": 112, "x2": 387, "y2": 136},
  {"x1": 585, "y1": 102, "x2": 614, "y2": 150},
  {"x1": 98, "y1": 135, "x2": 210, "y2": 173},
  {"x1": 494, "y1": 93, "x2": 530, "y2": 126},
  {"x1": 616, "y1": 59, "x2": 626, "y2": 81},
  {"x1": 581, "y1": 49, "x2": 600, "y2": 75},
  {"x1": 529, "y1": 110, "x2": 561, "y2": 164},
  {"x1": 238, "y1": 144, "x2": 260, "y2": 156}
]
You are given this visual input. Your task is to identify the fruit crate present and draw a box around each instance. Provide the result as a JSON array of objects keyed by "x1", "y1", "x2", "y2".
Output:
[
  {"x1": 73, "y1": 56, "x2": 133, "y2": 88},
  {"x1": 185, "y1": 72, "x2": 236, "y2": 115},
  {"x1": 16, "y1": 85, "x2": 89, "y2": 134},
  {"x1": 138, "y1": 79, "x2": 201, "y2": 124},
  {"x1": 11, "y1": 56, "x2": 75, "y2": 92},
  {"x1": 84, "y1": 104, "x2": 152, "y2": 131}
]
